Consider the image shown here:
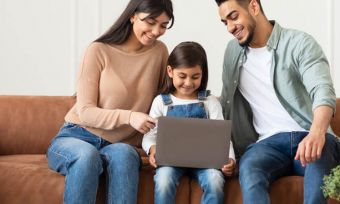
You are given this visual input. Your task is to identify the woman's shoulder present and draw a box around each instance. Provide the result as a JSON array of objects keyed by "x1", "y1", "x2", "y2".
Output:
[
  {"x1": 152, "y1": 40, "x2": 168, "y2": 53},
  {"x1": 83, "y1": 42, "x2": 108, "y2": 56}
]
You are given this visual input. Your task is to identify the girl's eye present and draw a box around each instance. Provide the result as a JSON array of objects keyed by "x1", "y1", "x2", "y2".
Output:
[{"x1": 145, "y1": 20, "x2": 156, "y2": 25}]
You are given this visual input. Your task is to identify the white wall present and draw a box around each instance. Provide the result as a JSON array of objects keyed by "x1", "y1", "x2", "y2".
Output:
[{"x1": 0, "y1": 0, "x2": 339, "y2": 96}]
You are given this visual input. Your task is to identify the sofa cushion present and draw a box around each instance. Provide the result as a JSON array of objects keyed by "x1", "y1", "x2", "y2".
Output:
[
  {"x1": 0, "y1": 96, "x2": 75, "y2": 155},
  {"x1": 0, "y1": 154, "x2": 64, "y2": 204},
  {"x1": 191, "y1": 177, "x2": 301, "y2": 204},
  {"x1": 0, "y1": 154, "x2": 191, "y2": 204}
]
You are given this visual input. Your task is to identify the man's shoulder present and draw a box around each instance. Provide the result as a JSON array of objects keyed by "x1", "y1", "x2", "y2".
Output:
[{"x1": 280, "y1": 26, "x2": 315, "y2": 44}]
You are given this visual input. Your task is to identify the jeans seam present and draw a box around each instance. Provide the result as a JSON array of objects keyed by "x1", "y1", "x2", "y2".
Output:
[
  {"x1": 290, "y1": 132, "x2": 293, "y2": 158},
  {"x1": 48, "y1": 148, "x2": 71, "y2": 173}
]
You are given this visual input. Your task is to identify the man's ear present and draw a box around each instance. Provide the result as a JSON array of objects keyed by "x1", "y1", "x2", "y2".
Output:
[
  {"x1": 167, "y1": 66, "x2": 174, "y2": 78},
  {"x1": 248, "y1": 0, "x2": 261, "y2": 16}
]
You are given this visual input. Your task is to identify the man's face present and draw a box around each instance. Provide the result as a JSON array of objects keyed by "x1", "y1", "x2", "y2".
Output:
[{"x1": 218, "y1": 0, "x2": 256, "y2": 46}]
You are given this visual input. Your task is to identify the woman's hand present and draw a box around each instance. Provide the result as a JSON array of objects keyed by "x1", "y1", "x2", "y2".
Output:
[
  {"x1": 129, "y1": 112, "x2": 156, "y2": 134},
  {"x1": 221, "y1": 158, "x2": 236, "y2": 176},
  {"x1": 149, "y1": 145, "x2": 157, "y2": 168}
]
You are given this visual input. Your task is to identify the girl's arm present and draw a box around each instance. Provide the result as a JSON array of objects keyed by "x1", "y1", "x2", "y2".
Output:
[
  {"x1": 206, "y1": 95, "x2": 236, "y2": 161},
  {"x1": 142, "y1": 95, "x2": 165, "y2": 154}
]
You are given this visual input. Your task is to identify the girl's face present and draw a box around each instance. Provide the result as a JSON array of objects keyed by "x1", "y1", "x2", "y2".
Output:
[
  {"x1": 167, "y1": 65, "x2": 203, "y2": 99},
  {"x1": 130, "y1": 12, "x2": 170, "y2": 46}
]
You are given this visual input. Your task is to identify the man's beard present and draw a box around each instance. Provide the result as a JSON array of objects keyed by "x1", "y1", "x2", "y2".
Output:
[
  {"x1": 239, "y1": 17, "x2": 256, "y2": 47},
  {"x1": 239, "y1": 30, "x2": 254, "y2": 47}
]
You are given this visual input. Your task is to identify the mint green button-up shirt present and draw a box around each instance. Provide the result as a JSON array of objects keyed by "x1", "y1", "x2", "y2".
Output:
[{"x1": 220, "y1": 21, "x2": 336, "y2": 159}]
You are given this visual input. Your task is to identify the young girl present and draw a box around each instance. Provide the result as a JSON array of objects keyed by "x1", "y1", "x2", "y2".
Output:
[
  {"x1": 46, "y1": 0, "x2": 174, "y2": 203},
  {"x1": 142, "y1": 41, "x2": 236, "y2": 204}
]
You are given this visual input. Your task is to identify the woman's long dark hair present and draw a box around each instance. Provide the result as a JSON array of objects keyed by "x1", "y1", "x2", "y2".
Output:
[
  {"x1": 163, "y1": 41, "x2": 209, "y2": 94},
  {"x1": 95, "y1": 0, "x2": 174, "y2": 45}
]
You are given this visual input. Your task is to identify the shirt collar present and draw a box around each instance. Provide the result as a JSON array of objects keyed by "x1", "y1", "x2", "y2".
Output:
[{"x1": 266, "y1": 21, "x2": 282, "y2": 50}]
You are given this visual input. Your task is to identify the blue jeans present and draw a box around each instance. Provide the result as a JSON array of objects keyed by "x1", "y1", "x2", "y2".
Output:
[
  {"x1": 239, "y1": 132, "x2": 340, "y2": 204},
  {"x1": 47, "y1": 122, "x2": 140, "y2": 204},
  {"x1": 154, "y1": 166, "x2": 225, "y2": 204}
]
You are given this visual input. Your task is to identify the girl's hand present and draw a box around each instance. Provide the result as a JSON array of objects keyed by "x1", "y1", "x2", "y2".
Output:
[
  {"x1": 129, "y1": 112, "x2": 156, "y2": 134},
  {"x1": 221, "y1": 158, "x2": 236, "y2": 176},
  {"x1": 149, "y1": 145, "x2": 157, "y2": 168}
]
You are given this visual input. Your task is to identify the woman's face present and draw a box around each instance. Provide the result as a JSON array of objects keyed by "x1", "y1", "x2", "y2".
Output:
[{"x1": 130, "y1": 12, "x2": 170, "y2": 46}]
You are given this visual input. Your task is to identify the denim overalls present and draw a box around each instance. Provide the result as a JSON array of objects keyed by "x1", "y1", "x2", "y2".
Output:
[
  {"x1": 154, "y1": 90, "x2": 225, "y2": 204},
  {"x1": 161, "y1": 90, "x2": 210, "y2": 119}
]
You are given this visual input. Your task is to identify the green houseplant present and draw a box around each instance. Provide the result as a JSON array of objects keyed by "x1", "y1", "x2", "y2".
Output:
[{"x1": 322, "y1": 164, "x2": 340, "y2": 201}]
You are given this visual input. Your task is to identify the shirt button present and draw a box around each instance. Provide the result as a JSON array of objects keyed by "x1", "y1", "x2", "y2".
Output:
[
  {"x1": 234, "y1": 80, "x2": 237, "y2": 84},
  {"x1": 227, "y1": 100, "x2": 230, "y2": 104}
]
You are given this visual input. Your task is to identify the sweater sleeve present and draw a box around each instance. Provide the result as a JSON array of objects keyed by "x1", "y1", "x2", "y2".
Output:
[
  {"x1": 142, "y1": 95, "x2": 165, "y2": 154},
  {"x1": 76, "y1": 43, "x2": 131, "y2": 130},
  {"x1": 206, "y1": 95, "x2": 236, "y2": 161}
]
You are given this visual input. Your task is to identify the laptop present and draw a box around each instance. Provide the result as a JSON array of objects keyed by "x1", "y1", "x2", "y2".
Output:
[{"x1": 156, "y1": 116, "x2": 232, "y2": 169}]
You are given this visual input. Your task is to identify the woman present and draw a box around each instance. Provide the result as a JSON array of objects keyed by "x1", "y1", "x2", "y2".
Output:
[{"x1": 47, "y1": 0, "x2": 174, "y2": 203}]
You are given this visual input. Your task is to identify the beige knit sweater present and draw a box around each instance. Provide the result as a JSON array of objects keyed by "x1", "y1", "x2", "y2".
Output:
[{"x1": 65, "y1": 41, "x2": 168, "y2": 146}]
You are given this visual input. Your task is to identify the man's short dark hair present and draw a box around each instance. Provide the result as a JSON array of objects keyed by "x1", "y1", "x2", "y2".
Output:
[{"x1": 215, "y1": 0, "x2": 264, "y2": 14}]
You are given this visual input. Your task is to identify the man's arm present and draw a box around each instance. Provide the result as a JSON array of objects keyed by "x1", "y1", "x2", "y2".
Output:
[{"x1": 294, "y1": 105, "x2": 333, "y2": 166}]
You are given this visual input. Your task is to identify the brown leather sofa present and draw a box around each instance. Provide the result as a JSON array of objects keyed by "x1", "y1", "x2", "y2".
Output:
[{"x1": 0, "y1": 95, "x2": 339, "y2": 204}]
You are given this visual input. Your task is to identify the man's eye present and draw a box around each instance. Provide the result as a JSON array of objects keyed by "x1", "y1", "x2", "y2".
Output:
[{"x1": 230, "y1": 14, "x2": 238, "y2": 20}]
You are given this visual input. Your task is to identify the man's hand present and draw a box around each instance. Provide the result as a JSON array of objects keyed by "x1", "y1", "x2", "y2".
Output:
[
  {"x1": 294, "y1": 132, "x2": 325, "y2": 167},
  {"x1": 129, "y1": 112, "x2": 156, "y2": 134},
  {"x1": 149, "y1": 145, "x2": 157, "y2": 168},
  {"x1": 221, "y1": 158, "x2": 236, "y2": 176},
  {"x1": 294, "y1": 105, "x2": 333, "y2": 167}
]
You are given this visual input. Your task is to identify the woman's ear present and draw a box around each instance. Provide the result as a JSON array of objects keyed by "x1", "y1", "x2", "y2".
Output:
[
  {"x1": 167, "y1": 66, "x2": 173, "y2": 78},
  {"x1": 130, "y1": 14, "x2": 136, "y2": 24}
]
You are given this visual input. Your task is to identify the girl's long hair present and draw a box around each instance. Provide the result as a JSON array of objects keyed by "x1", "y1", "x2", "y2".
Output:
[{"x1": 163, "y1": 41, "x2": 208, "y2": 94}]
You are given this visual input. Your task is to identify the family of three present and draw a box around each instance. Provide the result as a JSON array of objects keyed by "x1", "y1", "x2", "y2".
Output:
[{"x1": 46, "y1": 0, "x2": 340, "y2": 203}]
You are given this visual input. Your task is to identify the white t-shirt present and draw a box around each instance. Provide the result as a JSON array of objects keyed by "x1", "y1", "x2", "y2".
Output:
[
  {"x1": 239, "y1": 46, "x2": 305, "y2": 141},
  {"x1": 142, "y1": 94, "x2": 236, "y2": 161}
]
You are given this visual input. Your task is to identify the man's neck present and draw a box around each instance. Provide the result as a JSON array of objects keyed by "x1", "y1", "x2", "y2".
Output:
[{"x1": 249, "y1": 16, "x2": 273, "y2": 48}]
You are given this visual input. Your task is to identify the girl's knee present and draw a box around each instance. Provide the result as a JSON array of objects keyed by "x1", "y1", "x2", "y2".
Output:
[
  {"x1": 154, "y1": 167, "x2": 179, "y2": 189},
  {"x1": 198, "y1": 169, "x2": 225, "y2": 190}
]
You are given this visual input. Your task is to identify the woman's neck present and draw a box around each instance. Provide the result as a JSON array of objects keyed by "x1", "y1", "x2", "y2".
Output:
[{"x1": 113, "y1": 33, "x2": 151, "y2": 54}]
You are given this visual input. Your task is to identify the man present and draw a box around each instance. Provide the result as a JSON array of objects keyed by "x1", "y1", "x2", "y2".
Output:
[{"x1": 214, "y1": 0, "x2": 340, "y2": 203}]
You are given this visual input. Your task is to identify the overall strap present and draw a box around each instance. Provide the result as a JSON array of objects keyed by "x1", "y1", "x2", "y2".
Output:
[
  {"x1": 197, "y1": 90, "x2": 211, "y2": 101},
  {"x1": 160, "y1": 94, "x2": 173, "y2": 105}
]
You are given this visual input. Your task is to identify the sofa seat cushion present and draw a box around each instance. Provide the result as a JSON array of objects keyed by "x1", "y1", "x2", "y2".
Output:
[
  {"x1": 0, "y1": 154, "x2": 64, "y2": 204},
  {"x1": 191, "y1": 176, "x2": 304, "y2": 204}
]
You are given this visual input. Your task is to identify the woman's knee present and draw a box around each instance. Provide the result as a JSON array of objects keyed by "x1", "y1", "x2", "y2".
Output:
[
  {"x1": 47, "y1": 137, "x2": 102, "y2": 174},
  {"x1": 101, "y1": 143, "x2": 140, "y2": 169}
]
